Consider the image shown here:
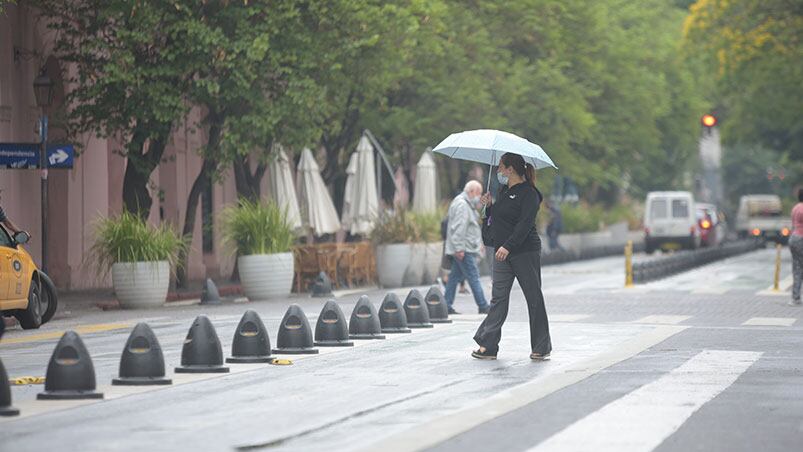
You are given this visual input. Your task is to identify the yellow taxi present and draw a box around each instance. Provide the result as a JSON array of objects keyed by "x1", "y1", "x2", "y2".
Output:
[{"x1": 0, "y1": 227, "x2": 57, "y2": 329}]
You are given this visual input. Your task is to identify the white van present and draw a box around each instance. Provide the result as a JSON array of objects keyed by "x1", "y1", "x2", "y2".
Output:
[{"x1": 644, "y1": 191, "x2": 700, "y2": 253}]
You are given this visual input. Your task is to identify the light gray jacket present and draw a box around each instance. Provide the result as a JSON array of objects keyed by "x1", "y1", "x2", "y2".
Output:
[{"x1": 445, "y1": 192, "x2": 483, "y2": 256}]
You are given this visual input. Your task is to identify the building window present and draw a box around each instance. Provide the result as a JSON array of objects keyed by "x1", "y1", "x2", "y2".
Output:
[{"x1": 201, "y1": 183, "x2": 214, "y2": 254}]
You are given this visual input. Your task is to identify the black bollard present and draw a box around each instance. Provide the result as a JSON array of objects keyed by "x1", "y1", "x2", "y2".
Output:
[
  {"x1": 349, "y1": 296, "x2": 386, "y2": 340},
  {"x1": 274, "y1": 304, "x2": 318, "y2": 354},
  {"x1": 175, "y1": 315, "x2": 229, "y2": 373},
  {"x1": 425, "y1": 286, "x2": 452, "y2": 324},
  {"x1": 38, "y1": 331, "x2": 104, "y2": 400},
  {"x1": 404, "y1": 289, "x2": 433, "y2": 328},
  {"x1": 200, "y1": 278, "x2": 222, "y2": 305},
  {"x1": 0, "y1": 357, "x2": 19, "y2": 416},
  {"x1": 379, "y1": 293, "x2": 411, "y2": 334},
  {"x1": 311, "y1": 272, "x2": 334, "y2": 298},
  {"x1": 227, "y1": 310, "x2": 273, "y2": 363},
  {"x1": 112, "y1": 323, "x2": 172, "y2": 385},
  {"x1": 314, "y1": 300, "x2": 354, "y2": 347}
]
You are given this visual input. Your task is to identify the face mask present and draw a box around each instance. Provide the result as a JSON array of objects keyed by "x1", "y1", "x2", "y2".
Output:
[
  {"x1": 470, "y1": 195, "x2": 481, "y2": 206},
  {"x1": 497, "y1": 172, "x2": 509, "y2": 186}
]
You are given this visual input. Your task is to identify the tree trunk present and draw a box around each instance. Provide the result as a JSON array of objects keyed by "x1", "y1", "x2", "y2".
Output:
[
  {"x1": 176, "y1": 114, "x2": 222, "y2": 288},
  {"x1": 121, "y1": 126, "x2": 170, "y2": 219},
  {"x1": 233, "y1": 156, "x2": 266, "y2": 202}
]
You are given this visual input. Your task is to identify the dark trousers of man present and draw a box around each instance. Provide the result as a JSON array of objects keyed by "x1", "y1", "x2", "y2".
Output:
[{"x1": 473, "y1": 250, "x2": 551, "y2": 355}]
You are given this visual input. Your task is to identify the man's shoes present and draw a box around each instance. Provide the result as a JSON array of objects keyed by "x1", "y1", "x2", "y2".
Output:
[
  {"x1": 478, "y1": 305, "x2": 490, "y2": 314},
  {"x1": 789, "y1": 299, "x2": 802, "y2": 307},
  {"x1": 448, "y1": 307, "x2": 460, "y2": 315},
  {"x1": 471, "y1": 348, "x2": 497, "y2": 360},
  {"x1": 530, "y1": 352, "x2": 551, "y2": 361}
]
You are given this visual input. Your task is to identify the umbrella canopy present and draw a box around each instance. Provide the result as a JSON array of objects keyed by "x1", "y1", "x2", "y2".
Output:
[
  {"x1": 269, "y1": 147, "x2": 302, "y2": 230},
  {"x1": 432, "y1": 129, "x2": 557, "y2": 170},
  {"x1": 412, "y1": 151, "x2": 438, "y2": 213},
  {"x1": 340, "y1": 152, "x2": 358, "y2": 228},
  {"x1": 345, "y1": 136, "x2": 379, "y2": 235},
  {"x1": 297, "y1": 148, "x2": 341, "y2": 236}
]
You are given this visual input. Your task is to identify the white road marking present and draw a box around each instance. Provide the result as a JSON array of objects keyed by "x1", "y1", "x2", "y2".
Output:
[
  {"x1": 691, "y1": 287, "x2": 729, "y2": 295},
  {"x1": 742, "y1": 317, "x2": 797, "y2": 327},
  {"x1": 550, "y1": 314, "x2": 591, "y2": 322},
  {"x1": 360, "y1": 325, "x2": 687, "y2": 452},
  {"x1": 526, "y1": 349, "x2": 761, "y2": 452},
  {"x1": 632, "y1": 315, "x2": 691, "y2": 325},
  {"x1": 756, "y1": 275, "x2": 794, "y2": 296}
]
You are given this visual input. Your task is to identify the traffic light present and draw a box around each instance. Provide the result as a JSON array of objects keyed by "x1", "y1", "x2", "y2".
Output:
[{"x1": 701, "y1": 114, "x2": 717, "y2": 127}]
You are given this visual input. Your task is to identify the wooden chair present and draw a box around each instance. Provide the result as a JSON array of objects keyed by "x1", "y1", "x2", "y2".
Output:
[
  {"x1": 315, "y1": 243, "x2": 342, "y2": 288},
  {"x1": 293, "y1": 246, "x2": 320, "y2": 293}
]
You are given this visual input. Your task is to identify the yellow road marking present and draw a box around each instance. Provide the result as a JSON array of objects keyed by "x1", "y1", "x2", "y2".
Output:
[{"x1": 0, "y1": 323, "x2": 131, "y2": 345}]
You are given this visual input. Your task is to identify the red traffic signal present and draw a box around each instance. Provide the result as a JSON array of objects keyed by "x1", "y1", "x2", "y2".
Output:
[{"x1": 701, "y1": 114, "x2": 717, "y2": 127}]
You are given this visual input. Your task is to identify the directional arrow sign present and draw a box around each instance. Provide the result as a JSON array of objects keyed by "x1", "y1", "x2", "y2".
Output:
[{"x1": 0, "y1": 143, "x2": 75, "y2": 169}]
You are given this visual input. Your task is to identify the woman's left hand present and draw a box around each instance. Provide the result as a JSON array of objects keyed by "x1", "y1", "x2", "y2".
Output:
[{"x1": 495, "y1": 246, "x2": 510, "y2": 261}]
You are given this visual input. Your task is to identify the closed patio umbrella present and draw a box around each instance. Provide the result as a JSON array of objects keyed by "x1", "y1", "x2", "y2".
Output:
[
  {"x1": 393, "y1": 166, "x2": 410, "y2": 210},
  {"x1": 412, "y1": 151, "x2": 438, "y2": 213},
  {"x1": 269, "y1": 147, "x2": 302, "y2": 230},
  {"x1": 297, "y1": 148, "x2": 341, "y2": 237},
  {"x1": 340, "y1": 152, "x2": 358, "y2": 229},
  {"x1": 346, "y1": 136, "x2": 379, "y2": 235}
]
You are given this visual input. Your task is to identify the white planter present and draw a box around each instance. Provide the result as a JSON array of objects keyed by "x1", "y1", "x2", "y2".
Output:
[
  {"x1": 405, "y1": 244, "x2": 427, "y2": 286},
  {"x1": 238, "y1": 253, "x2": 294, "y2": 301},
  {"x1": 421, "y1": 241, "x2": 444, "y2": 285},
  {"x1": 376, "y1": 244, "x2": 413, "y2": 288},
  {"x1": 112, "y1": 261, "x2": 170, "y2": 309}
]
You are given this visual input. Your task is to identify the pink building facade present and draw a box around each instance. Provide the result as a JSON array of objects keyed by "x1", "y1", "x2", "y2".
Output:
[{"x1": 0, "y1": 4, "x2": 251, "y2": 289}]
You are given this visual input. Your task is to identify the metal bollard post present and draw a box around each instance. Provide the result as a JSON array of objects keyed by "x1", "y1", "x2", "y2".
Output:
[
  {"x1": 625, "y1": 240, "x2": 634, "y2": 288},
  {"x1": 773, "y1": 243, "x2": 782, "y2": 292}
]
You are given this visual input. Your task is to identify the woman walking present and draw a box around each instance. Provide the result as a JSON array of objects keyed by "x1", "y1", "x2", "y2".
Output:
[
  {"x1": 472, "y1": 153, "x2": 552, "y2": 360},
  {"x1": 789, "y1": 188, "x2": 803, "y2": 306}
]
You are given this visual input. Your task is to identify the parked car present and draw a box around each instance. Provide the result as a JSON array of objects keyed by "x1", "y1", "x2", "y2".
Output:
[
  {"x1": 696, "y1": 202, "x2": 725, "y2": 247},
  {"x1": 644, "y1": 191, "x2": 700, "y2": 254},
  {"x1": 735, "y1": 195, "x2": 792, "y2": 244},
  {"x1": 0, "y1": 228, "x2": 57, "y2": 329}
]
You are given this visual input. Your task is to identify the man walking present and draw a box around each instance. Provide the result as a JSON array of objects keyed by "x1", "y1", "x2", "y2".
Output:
[{"x1": 444, "y1": 181, "x2": 490, "y2": 314}]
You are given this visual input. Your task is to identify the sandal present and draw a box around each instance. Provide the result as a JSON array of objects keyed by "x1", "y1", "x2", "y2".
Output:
[
  {"x1": 530, "y1": 352, "x2": 551, "y2": 361},
  {"x1": 471, "y1": 348, "x2": 497, "y2": 360}
]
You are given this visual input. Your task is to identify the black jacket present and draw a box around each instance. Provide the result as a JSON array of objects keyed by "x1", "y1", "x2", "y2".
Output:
[{"x1": 482, "y1": 183, "x2": 542, "y2": 254}]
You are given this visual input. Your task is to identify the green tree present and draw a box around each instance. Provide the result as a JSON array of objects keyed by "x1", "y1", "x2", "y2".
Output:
[
  {"x1": 37, "y1": 0, "x2": 202, "y2": 219},
  {"x1": 684, "y1": 0, "x2": 803, "y2": 160}
]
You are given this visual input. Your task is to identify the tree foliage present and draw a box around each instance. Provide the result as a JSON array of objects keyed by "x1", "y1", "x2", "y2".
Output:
[{"x1": 684, "y1": 0, "x2": 803, "y2": 160}]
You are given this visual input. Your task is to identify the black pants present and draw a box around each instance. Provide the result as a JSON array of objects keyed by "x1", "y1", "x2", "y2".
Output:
[{"x1": 473, "y1": 250, "x2": 552, "y2": 355}]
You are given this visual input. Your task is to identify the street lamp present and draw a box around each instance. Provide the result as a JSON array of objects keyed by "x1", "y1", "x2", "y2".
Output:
[{"x1": 33, "y1": 69, "x2": 54, "y2": 272}]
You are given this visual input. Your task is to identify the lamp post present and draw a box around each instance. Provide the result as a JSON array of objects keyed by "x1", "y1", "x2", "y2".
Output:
[{"x1": 33, "y1": 70, "x2": 54, "y2": 272}]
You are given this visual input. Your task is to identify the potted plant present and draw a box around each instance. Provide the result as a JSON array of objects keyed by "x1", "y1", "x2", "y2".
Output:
[
  {"x1": 91, "y1": 211, "x2": 186, "y2": 309},
  {"x1": 221, "y1": 199, "x2": 295, "y2": 301},
  {"x1": 409, "y1": 211, "x2": 445, "y2": 285},
  {"x1": 371, "y1": 211, "x2": 422, "y2": 288}
]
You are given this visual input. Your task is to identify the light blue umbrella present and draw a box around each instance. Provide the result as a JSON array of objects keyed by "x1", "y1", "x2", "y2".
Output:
[{"x1": 433, "y1": 129, "x2": 557, "y2": 170}]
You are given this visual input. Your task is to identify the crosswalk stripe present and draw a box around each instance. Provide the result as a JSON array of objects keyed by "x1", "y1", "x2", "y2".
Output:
[
  {"x1": 526, "y1": 349, "x2": 761, "y2": 452},
  {"x1": 632, "y1": 315, "x2": 691, "y2": 325},
  {"x1": 742, "y1": 317, "x2": 797, "y2": 327},
  {"x1": 359, "y1": 325, "x2": 687, "y2": 452},
  {"x1": 550, "y1": 314, "x2": 591, "y2": 322}
]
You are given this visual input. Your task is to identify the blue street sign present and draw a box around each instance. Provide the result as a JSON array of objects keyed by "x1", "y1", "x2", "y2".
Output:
[{"x1": 0, "y1": 143, "x2": 74, "y2": 169}]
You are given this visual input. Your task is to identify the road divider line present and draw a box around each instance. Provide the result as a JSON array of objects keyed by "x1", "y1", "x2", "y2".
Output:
[
  {"x1": 631, "y1": 315, "x2": 691, "y2": 325},
  {"x1": 525, "y1": 349, "x2": 761, "y2": 452},
  {"x1": 0, "y1": 323, "x2": 131, "y2": 345},
  {"x1": 742, "y1": 317, "x2": 796, "y2": 327},
  {"x1": 359, "y1": 325, "x2": 688, "y2": 452}
]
